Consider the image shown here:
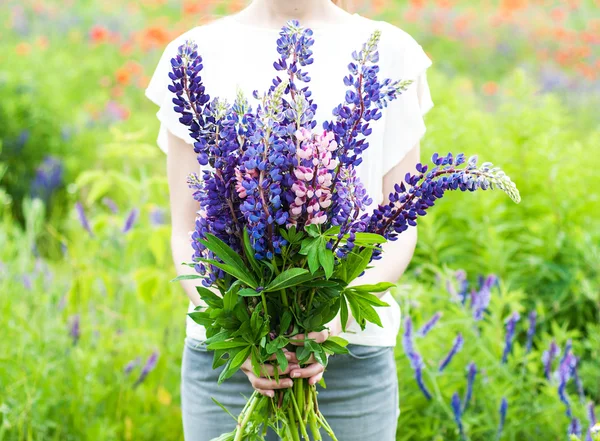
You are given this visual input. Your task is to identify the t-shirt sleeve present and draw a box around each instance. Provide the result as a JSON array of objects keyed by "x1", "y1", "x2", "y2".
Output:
[
  {"x1": 144, "y1": 36, "x2": 198, "y2": 154},
  {"x1": 380, "y1": 34, "x2": 434, "y2": 177}
]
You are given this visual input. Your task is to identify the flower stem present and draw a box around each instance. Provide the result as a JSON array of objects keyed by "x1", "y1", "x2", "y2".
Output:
[
  {"x1": 234, "y1": 391, "x2": 261, "y2": 441},
  {"x1": 290, "y1": 385, "x2": 310, "y2": 440}
]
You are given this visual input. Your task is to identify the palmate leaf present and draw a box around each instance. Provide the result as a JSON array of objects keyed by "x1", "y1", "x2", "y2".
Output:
[
  {"x1": 196, "y1": 286, "x2": 223, "y2": 308},
  {"x1": 242, "y1": 227, "x2": 262, "y2": 276},
  {"x1": 197, "y1": 234, "x2": 258, "y2": 288},
  {"x1": 318, "y1": 245, "x2": 335, "y2": 279},
  {"x1": 218, "y1": 346, "x2": 251, "y2": 384},
  {"x1": 171, "y1": 274, "x2": 203, "y2": 282},
  {"x1": 349, "y1": 282, "x2": 396, "y2": 293}
]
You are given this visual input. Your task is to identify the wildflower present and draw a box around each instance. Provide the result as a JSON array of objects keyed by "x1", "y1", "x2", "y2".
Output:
[
  {"x1": 416, "y1": 312, "x2": 442, "y2": 337},
  {"x1": 30, "y1": 155, "x2": 63, "y2": 203},
  {"x1": 402, "y1": 317, "x2": 431, "y2": 400},
  {"x1": 451, "y1": 392, "x2": 464, "y2": 438},
  {"x1": 124, "y1": 357, "x2": 141, "y2": 375},
  {"x1": 501, "y1": 312, "x2": 520, "y2": 364},
  {"x1": 75, "y1": 201, "x2": 94, "y2": 237},
  {"x1": 542, "y1": 340, "x2": 560, "y2": 380},
  {"x1": 569, "y1": 418, "x2": 582, "y2": 438},
  {"x1": 497, "y1": 397, "x2": 508, "y2": 439},
  {"x1": 525, "y1": 310, "x2": 537, "y2": 354},
  {"x1": 439, "y1": 333, "x2": 464, "y2": 372},
  {"x1": 102, "y1": 197, "x2": 119, "y2": 214},
  {"x1": 122, "y1": 208, "x2": 139, "y2": 233},
  {"x1": 69, "y1": 314, "x2": 80, "y2": 345},
  {"x1": 472, "y1": 275, "x2": 497, "y2": 320},
  {"x1": 558, "y1": 351, "x2": 577, "y2": 417},
  {"x1": 133, "y1": 351, "x2": 159, "y2": 387},
  {"x1": 149, "y1": 207, "x2": 167, "y2": 226},
  {"x1": 463, "y1": 362, "x2": 477, "y2": 412}
]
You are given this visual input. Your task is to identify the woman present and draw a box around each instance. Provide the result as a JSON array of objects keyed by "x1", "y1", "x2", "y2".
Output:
[{"x1": 144, "y1": 0, "x2": 434, "y2": 439}]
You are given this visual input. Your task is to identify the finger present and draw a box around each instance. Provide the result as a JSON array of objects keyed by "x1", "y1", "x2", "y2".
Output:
[
  {"x1": 256, "y1": 388, "x2": 275, "y2": 398},
  {"x1": 258, "y1": 363, "x2": 300, "y2": 377},
  {"x1": 247, "y1": 372, "x2": 294, "y2": 390},
  {"x1": 309, "y1": 371, "x2": 323, "y2": 386},
  {"x1": 289, "y1": 363, "x2": 325, "y2": 380}
]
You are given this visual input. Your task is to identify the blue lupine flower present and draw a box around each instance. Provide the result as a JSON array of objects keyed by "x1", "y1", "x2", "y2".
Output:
[
  {"x1": 497, "y1": 397, "x2": 508, "y2": 439},
  {"x1": 525, "y1": 310, "x2": 537, "y2": 354},
  {"x1": 569, "y1": 418, "x2": 582, "y2": 438},
  {"x1": 149, "y1": 207, "x2": 167, "y2": 226},
  {"x1": 416, "y1": 312, "x2": 442, "y2": 338},
  {"x1": 402, "y1": 317, "x2": 431, "y2": 400},
  {"x1": 439, "y1": 333, "x2": 464, "y2": 372},
  {"x1": 124, "y1": 356, "x2": 141, "y2": 375},
  {"x1": 472, "y1": 274, "x2": 497, "y2": 321},
  {"x1": 586, "y1": 402, "x2": 598, "y2": 441},
  {"x1": 451, "y1": 392, "x2": 464, "y2": 439},
  {"x1": 102, "y1": 197, "x2": 119, "y2": 214},
  {"x1": 463, "y1": 362, "x2": 477, "y2": 412},
  {"x1": 75, "y1": 201, "x2": 94, "y2": 237},
  {"x1": 69, "y1": 314, "x2": 80, "y2": 345},
  {"x1": 542, "y1": 340, "x2": 561, "y2": 380},
  {"x1": 122, "y1": 208, "x2": 139, "y2": 233},
  {"x1": 133, "y1": 351, "x2": 159, "y2": 387},
  {"x1": 558, "y1": 350, "x2": 577, "y2": 417},
  {"x1": 501, "y1": 312, "x2": 520, "y2": 364},
  {"x1": 30, "y1": 155, "x2": 63, "y2": 204}
]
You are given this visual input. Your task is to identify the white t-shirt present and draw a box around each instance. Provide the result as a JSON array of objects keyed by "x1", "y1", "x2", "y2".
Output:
[{"x1": 145, "y1": 12, "x2": 434, "y2": 347}]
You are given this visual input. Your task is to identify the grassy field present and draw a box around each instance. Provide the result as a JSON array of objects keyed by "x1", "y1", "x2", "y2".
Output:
[{"x1": 1, "y1": 0, "x2": 599, "y2": 440}]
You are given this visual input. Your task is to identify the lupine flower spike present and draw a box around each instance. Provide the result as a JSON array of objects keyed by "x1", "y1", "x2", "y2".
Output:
[
  {"x1": 133, "y1": 351, "x2": 159, "y2": 387},
  {"x1": 416, "y1": 312, "x2": 442, "y2": 337},
  {"x1": 497, "y1": 397, "x2": 508, "y2": 440},
  {"x1": 463, "y1": 362, "x2": 477, "y2": 412},
  {"x1": 501, "y1": 312, "x2": 520, "y2": 364},
  {"x1": 402, "y1": 317, "x2": 432, "y2": 400},
  {"x1": 451, "y1": 392, "x2": 465, "y2": 439},
  {"x1": 439, "y1": 333, "x2": 464, "y2": 371},
  {"x1": 525, "y1": 310, "x2": 537, "y2": 354}
]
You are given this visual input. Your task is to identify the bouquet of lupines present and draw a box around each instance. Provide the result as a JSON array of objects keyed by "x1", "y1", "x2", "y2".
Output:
[{"x1": 168, "y1": 20, "x2": 520, "y2": 441}]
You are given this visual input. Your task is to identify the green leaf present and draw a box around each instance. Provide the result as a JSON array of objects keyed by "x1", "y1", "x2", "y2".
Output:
[
  {"x1": 196, "y1": 286, "x2": 223, "y2": 308},
  {"x1": 353, "y1": 232, "x2": 387, "y2": 245},
  {"x1": 318, "y1": 245, "x2": 335, "y2": 279},
  {"x1": 238, "y1": 288, "x2": 260, "y2": 297},
  {"x1": 250, "y1": 347, "x2": 262, "y2": 377},
  {"x1": 264, "y1": 268, "x2": 310, "y2": 292},
  {"x1": 223, "y1": 288, "x2": 237, "y2": 311},
  {"x1": 206, "y1": 339, "x2": 250, "y2": 350},
  {"x1": 299, "y1": 237, "x2": 321, "y2": 274},
  {"x1": 196, "y1": 257, "x2": 258, "y2": 289},
  {"x1": 212, "y1": 350, "x2": 229, "y2": 369},
  {"x1": 275, "y1": 349, "x2": 288, "y2": 372},
  {"x1": 187, "y1": 311, "x2": 212, "y2": 326},
  {"x1": 347, "y1": 289, "x2": 390, "y2": 307},
  {"x1": 327, "y1": 336, "x2": 349, "y2": 348},
  {"x1": 199, "y1": 233, "x2": 255, "y2": 279},
  {"x1": 297, "y1": 345, "x2": 312, "y2": 364},
  {"x1": 346, "y1": 248, "x2": 373, "y2": 282},
  {"x1": 230, "y1": 346, "x2": 251, "y2": 372},
  {"x1": 242, "y1": 227, "x2": 262, "y2": 276},
  {"x1": 340, "y1": 295, "x2": 349, "y2": 332},
  {"x1": 171, "y1": 274, "x2": 203, "y2": 282},
  {"x1": 304, "y1": 224, "x2": 320, "y2": 238},
  {"x1": 279, "y1": 311, "x2": 292, "y2": 334},
  {"x1": 323, "y1": 225, "x2": 341, "y2": 236},
  {"x1": 301, "y1": 279, "x2": 341, "y2": 288},
  {"x1": 211, "y1": 397, "x2": 237, "y2": 422},
  {"x1": 349, "y1": 282, "x2": 396, "y2": 293}
]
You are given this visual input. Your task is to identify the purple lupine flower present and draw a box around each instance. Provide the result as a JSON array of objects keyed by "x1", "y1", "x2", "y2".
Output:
[
  {"x1": 133, "y1": 351, "x2": 159, "y2": 387},
  {"x1": 75, "y1": 201, "x2": 94, "y2": 237},
  {"x1": 501, "y1": 312, "x2": 521, "y2": 364},
  {"x1": 497, "y1": 397, "x2": 508, "y2": 439},
  {"x1": 472, "y1": 275, "x2": 496, "y2": 321},
  {"x1": 366, "y1": 154, "x2": 520, "y2": 252},
  {"x1": 30, "y1": 155, "x2": 63, "y2": 203},
  {"x1": 402, "y1": 317, "x2": 431, "y2": 400},
  {"x1": 463, "y1": 362, "x2": 477, "y2": 412},
  {"x1": 568, "y1": 418, "x2": 582, "y2": 438},
  {"x1": 558, "y1": 351, "x2": 577, "y2": 418},
  {"x1": 560, "y1": 339, "x2": 573, "y2": 366},
  {"x1": 22, "y1": 274, "x2": 32, "y2": 290},
  {"x1": 416, "y1": 312, "x2": 442, "y2": 337},
  {"x1": 525, "y1": 310, "x2": 537, "y2": 354},
  {"x1": 149, "y1": 207, "x2": 167, "y2": 226},
  {"x1": 451, "y1": 392, "x2": 464, "y2": 439},
  {"x1": 439, "y1": 333, "x2": 464, "y2": 372},
  {"x1": 585, "y1": 402, "x2": 598, "y2": 441},
  {"x1": 102, "y1": 197, "x2": 119, "y2": 214},
  {"x1": 122, "y1": 208, "x2": 139, "y2": 233},
  {"x1": 542, "y1": 340, "x2": 561, "y2": 380},
  {"x1": 455, "y1": 270, "x2": 469, "y2": 305},
  {"x1": 124, "y1": 356, "x2": 141, "y2": 375},
  {"x1": 69, "y1": 314, "x2": 80, "y2": 345}
]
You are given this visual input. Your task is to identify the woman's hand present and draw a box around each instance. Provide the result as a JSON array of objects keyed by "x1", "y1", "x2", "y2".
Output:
[
  {"x1": 240, "y1": 351, "x2": 300, "y2": 398},
  {"x1": 287, "y1": 315, "x2": 343, "y2": 386}
]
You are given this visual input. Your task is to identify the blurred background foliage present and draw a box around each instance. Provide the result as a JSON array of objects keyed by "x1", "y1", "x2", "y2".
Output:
[{"x1": 0, "y1": 0, "x2": 598, "y2": 440}]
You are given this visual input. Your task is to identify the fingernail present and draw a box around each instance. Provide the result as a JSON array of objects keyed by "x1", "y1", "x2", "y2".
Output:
[
  {"x1": 286, "y1": 380, "x2": 294, "y2": 387},
  {"x1": 291, "y1": 372, "x2": 300, "y2": 378}
]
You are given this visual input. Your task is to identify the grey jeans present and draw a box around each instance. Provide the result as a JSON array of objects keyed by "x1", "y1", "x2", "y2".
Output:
[{"x1": 181, "y1": 336, "x2": 399, "y2": 441}]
